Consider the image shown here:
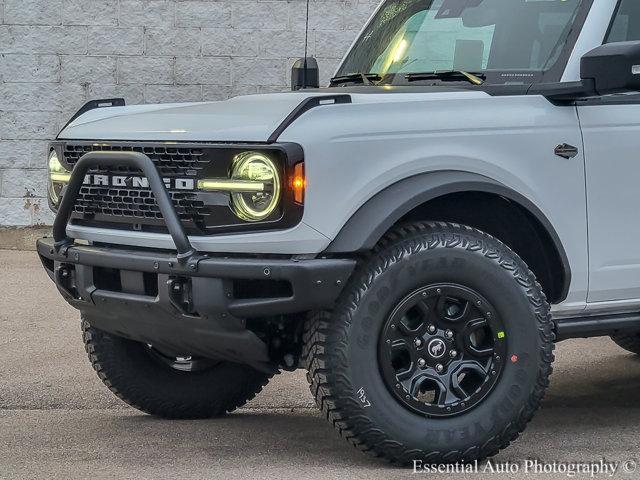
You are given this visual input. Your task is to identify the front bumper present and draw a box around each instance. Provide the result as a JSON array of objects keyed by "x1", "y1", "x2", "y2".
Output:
[
  {"x1": 40, "y1": 149, "x2": 355, "y2": 371},
  {"x1": 37, "y1": 237, "x2": 355, "y2": 371}
]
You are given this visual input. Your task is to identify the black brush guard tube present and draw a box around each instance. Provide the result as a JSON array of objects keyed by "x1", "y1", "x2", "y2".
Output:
[
  {"x1": 53, "y1": 151, "x2": 196, "y2": 262},
  {"x1": 41, "y1": 151, "x2": 356, "y2": 371}
]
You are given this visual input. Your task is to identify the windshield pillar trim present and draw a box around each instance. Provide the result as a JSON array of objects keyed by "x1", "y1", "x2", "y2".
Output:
[{"x1": 561, "y1": 0, "x2": 615, "y2": 82}]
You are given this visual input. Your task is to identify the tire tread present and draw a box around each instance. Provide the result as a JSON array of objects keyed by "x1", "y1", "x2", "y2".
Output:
[
  {"x1": 82, "y1": 320, "x2": 272, "y2": 419},
  {"x1": 302, "y1": 221, "x2": 554, "y2": 464}
]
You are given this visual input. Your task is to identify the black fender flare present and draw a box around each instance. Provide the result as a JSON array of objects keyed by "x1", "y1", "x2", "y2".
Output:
[{"x1": 325, "y1": 171, "x2": 571, "y2": 300}]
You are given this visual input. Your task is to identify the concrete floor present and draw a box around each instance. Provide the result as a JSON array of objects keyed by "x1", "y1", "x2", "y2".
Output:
[{"x1": 2, "y1": 250, "x2": 640, "y2": 479}]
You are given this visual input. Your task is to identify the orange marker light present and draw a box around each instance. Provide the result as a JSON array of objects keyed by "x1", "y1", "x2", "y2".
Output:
[{"x1": 292, "y1": 162, "x2": 305, "y2": 204}]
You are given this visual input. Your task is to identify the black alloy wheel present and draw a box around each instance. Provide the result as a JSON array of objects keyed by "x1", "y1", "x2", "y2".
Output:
[{"x1": 379, "y1": 284, "x2": 506, "y2": 417}]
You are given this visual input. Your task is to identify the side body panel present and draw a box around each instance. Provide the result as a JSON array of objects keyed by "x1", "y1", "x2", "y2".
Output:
[
  {"x1": 578, "y1": 97, "x2": 640, "y2": 303},
  {"x1": 280, "y1": 93, "x2": 589, "y2": 311}
]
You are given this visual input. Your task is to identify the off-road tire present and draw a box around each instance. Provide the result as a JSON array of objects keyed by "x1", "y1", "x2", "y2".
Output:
[
  {"x1": 610, "y1": 333, "x2": 640, "y2": 355},
  {"x1": 303, "y1": 222, "x2": 554, "y2": 464},
  {"x1": 82, "y1": 319, "x2": 272, "y2": 419}
]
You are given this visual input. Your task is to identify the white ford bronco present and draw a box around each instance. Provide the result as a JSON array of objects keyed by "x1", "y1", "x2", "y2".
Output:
[{"x1": 37, "y1": 0, "x2": 640, "y2": 465}]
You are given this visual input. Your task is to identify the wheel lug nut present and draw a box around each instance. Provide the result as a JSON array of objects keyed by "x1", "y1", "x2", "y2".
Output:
[
  {"x1": 428, "y1": 325, "x2": 436, "y2": 334},
  {"x1": 417, "y1": 358, "x2": 426, "y2": 367},
  {"x1": 449, "y1": 350, "x2": 457, "y2": 358},
  {"x1": 414, "y1": 338, "x2": 423, "y2": 347},
  {"x1": 435, "y1": 363, "x2": 444, "y2": 373}
]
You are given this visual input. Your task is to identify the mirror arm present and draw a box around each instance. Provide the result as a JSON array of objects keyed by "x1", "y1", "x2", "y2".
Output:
[{"x1": 529, "y1": 79, "x2": 596, "y2": 103}]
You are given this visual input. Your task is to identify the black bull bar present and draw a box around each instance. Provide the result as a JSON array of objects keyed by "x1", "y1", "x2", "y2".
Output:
[{"x1": 37, "y1": 151, "x2": 355, "y2": 371}]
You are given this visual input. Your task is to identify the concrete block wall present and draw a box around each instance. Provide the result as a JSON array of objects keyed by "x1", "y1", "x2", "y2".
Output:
[{"x1": 0, "y1": 0, "x2": 378, "y2": 229}]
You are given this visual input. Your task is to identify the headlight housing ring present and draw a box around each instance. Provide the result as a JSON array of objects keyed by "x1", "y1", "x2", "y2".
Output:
[
  {"x1": 229, "y1": 151, "x2": 281, "y2": 222},
  {"x1": 48, "y1": 150, "x2": 70, "y2": 206}
]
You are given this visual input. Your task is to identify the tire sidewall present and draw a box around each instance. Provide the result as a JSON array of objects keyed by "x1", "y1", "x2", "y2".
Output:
[{"x1": 337, "y1": 229, "x2": 548, "y2": 454}]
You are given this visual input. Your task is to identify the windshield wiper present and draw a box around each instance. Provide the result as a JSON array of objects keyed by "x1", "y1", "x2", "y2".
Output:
[
  {"x1": 330, "y1": 73, "x2": 382, "y2": 86},
  {"x1": 405, "y1": 70, "x2": 485, "y2": 86}
]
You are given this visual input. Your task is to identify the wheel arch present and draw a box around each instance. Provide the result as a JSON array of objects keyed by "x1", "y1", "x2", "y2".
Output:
[{"x1": 324, "y1": 171, "x2": 571, "y2": 304}]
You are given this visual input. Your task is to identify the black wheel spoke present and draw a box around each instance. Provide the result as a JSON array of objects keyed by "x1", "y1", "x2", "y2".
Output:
[
  {"x1": 385, "y1": 323, "x2": 413, "y2": 343},
  {"x1": 390, "y1": 338, "x2": 418, "y2": 364},
  {"x1": 464, "y1": 318, "x2": 496, "y2": 358},
  {"x1": 395, "y1": 298, "x2": 433, "y2": 336},
  {"x1": 397, "y1": 321, "x2": 418, "y2": 336},
  {"x1": 396, "y1": 366, "x2": 416, "y2": 383},
  {"x1": 439, "y1": 384, "x2": 465, "y2": 405},
  {"x1": 436, "y1": 295, "x2": 470, "y2": 323},
  {"x1": 464, "y1": 317, "x2": 488, "y2": 331},
  {"x1": 425, "y1": 371, "x2": 459, "y2": 405},
  {"x1": 389, "y1": 338, "x2": 411, "y2": 351},
  {"x1": 450, "y1": 360, "x2": 491, "y2": 399},
  {"x1": 468, "y1": 344, "x2": 494, "y2": 358},
  {"x1": 399, "y1": 368, "x2": 430, "y2": 395}
]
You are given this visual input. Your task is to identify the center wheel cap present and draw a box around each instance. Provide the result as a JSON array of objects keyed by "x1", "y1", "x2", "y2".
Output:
[{"x1": 427, "y1": 338, "x2": 447, "y2": 359}]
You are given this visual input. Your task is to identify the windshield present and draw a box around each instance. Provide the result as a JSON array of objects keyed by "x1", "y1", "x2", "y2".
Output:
[{"x1": 336, "y1": 0, "x2": 591, "y2": 85}]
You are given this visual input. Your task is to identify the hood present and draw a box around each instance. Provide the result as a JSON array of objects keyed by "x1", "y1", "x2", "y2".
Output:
[{"x1": 59, "y1": 87, "x2": 488, "y2": 143}]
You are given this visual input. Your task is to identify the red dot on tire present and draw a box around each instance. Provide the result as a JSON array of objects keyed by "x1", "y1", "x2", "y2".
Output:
[{"x1": 511, "y1": 354, "x2": 519, "y2": 363}]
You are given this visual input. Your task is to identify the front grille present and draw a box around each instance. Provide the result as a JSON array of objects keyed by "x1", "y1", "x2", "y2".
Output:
[
  {"x1": 63, "y1": 142, "x2": 214, "y2": 231},
  {"x1": 74, "y1": 186, "x2": 209, "y2": 222},
  {"x1": 63, "y1": 143, "x2": 208, "y2": 176}
]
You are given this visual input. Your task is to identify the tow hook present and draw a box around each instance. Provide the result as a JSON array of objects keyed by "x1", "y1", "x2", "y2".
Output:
[
  {"x1": 55, "y1": 263, "x2": 79, "y2": 299},
  {"x1": 167, "y1": 276, "x2": 195, "y2": 315}
]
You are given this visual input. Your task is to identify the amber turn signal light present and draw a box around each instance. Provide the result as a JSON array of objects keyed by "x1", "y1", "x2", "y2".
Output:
[{"x1": 291, "y1": 162, "x2": 305, "y2": 204}]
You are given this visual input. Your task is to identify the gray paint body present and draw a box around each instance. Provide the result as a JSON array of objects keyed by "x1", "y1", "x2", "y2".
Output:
[{"x1": 56, "y1": 0, "x2": 637, "y2": 316}]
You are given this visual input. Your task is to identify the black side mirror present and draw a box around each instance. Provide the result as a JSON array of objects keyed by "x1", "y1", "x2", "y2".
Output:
[
  {"x1": 581, "y1": 41, "x2": 640, "y2": 96},
  {"x1": 291, "y1": 57, "x2": 319, "y2": 91}
]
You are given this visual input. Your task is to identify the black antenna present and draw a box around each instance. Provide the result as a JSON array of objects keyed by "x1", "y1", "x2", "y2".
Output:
[
  {"x1": 303, "y1": 0, "x2": 310, "y2": 88},
  {"x1": 291, "y1": 0, "x2": 318, "y2": 91},
  {"x1": 304, "y1": 0, "x2": 310, "y2": 60}
]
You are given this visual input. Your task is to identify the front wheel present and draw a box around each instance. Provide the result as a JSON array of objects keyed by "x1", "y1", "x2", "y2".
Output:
[
  {"x1": 303, "y1": 222, "x2": 554, "y2": 464},
  {"x1": 82, "y1": 319, "x2": 272, "y2": 419}
]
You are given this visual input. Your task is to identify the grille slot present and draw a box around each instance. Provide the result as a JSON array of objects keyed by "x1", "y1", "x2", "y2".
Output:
[
  {"x1": 74, "y1": 186, "x2": 209, "y2": 222},
  {"x1": 63, "y1": 144, "x2": 208, "y2": 176}
]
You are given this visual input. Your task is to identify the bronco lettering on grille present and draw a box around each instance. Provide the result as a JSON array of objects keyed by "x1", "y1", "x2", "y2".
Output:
[{"x1": 83, "y1": 174, "x2": 196, "y2": 191}]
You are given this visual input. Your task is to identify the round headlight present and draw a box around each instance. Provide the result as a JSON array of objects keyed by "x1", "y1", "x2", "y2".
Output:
[
  {"x1": 230, "y1": 152, "x2": 281, "y2": 222},
  {"x1": 48, "y1": 150, "x2": 70, "y2": 206},
  {"x1": 49, "y1": 150, "x2": 62, "y2": 173}
]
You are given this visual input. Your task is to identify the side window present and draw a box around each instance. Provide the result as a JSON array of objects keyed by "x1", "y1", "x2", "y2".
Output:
[{"x1": 606, "y1": 0, "x2": 640, "y2": 43}]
